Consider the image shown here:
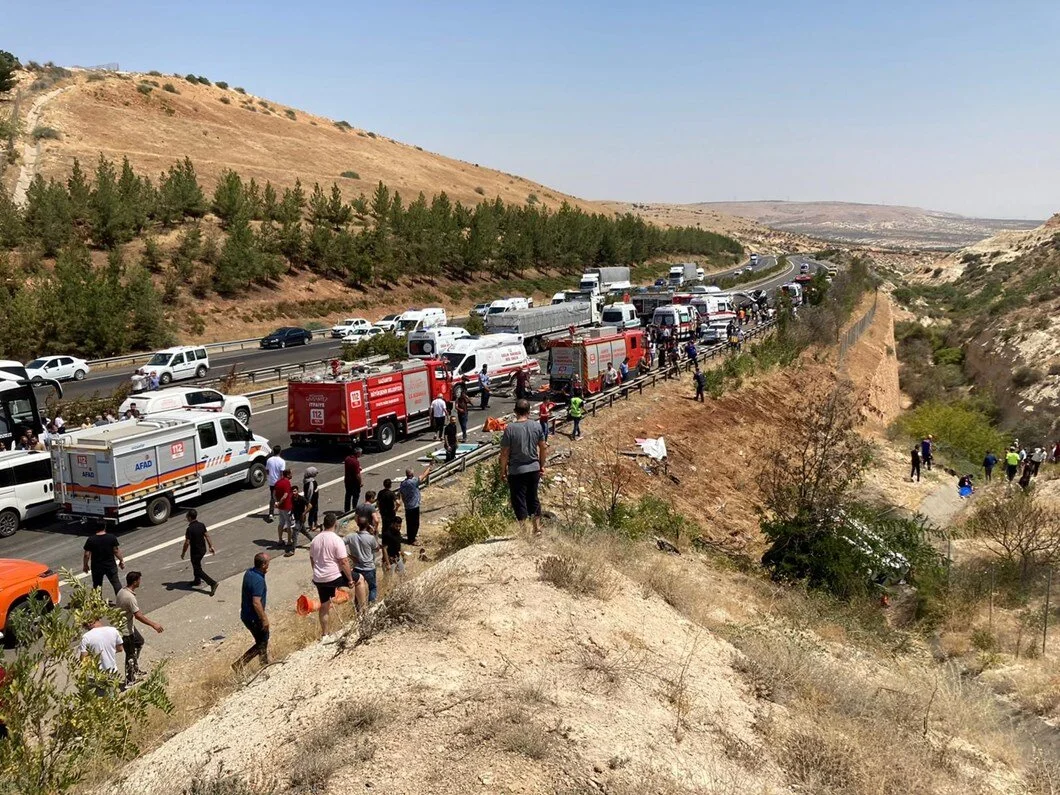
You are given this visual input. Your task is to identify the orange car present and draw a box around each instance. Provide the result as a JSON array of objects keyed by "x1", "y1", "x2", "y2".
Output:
[{"x1": 0, "y1": 558, "x2": 61, "y2": 646}]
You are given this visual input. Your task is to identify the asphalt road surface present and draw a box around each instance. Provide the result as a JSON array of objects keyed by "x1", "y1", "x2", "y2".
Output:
[{"x1": 4, "y1": 255, "x2": 822, "y2": 619}]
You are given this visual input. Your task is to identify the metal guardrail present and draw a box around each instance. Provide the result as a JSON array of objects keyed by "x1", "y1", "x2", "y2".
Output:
[{"x1": 86, "y1": 329, "x2": 335, "y2": 369}]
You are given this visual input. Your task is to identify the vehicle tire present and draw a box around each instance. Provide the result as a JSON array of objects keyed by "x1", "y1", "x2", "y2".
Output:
[
  {"x1": 247, "y1": 461, "x2": 267, "y2": 489},
  {"x1": 280, "y1": 340, "x2": 287, "y2": 349},
  {"x1": 303, "y1": 335, "x2": 311, "y2": 345},
  {"x1": 31, "y1": 376, "x2": 43, "y2": 385},
  {"x1": 235, "y1": 407, "x2": 252, "y2": 426},
  {"x1": 160, "y1": 372, "x2": 173, "y2": 385},
  {"x1": 74, "y1": 369, "x2": 86, "y2": 381},
  {"x1": 3, "y1": 594, "x2": 52, "y2": 648},
  {"x1": 0, "y1": 508, "x2": 19, "y2": 538},
  {"x1": 375, "y1": 420, "x2": 397, "y2": 452},
  {"x1": 195, "y1": 365, "x2": 208, "y2": 379},
  {"x1": 146, "y1": 495, "x2": 172, "y2": 525}
]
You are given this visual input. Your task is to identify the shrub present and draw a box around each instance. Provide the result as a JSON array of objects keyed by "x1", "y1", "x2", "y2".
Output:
[
  {"x1": 537, "y1": 555, "x2": 615, "y2": 599},
  {"x1": 184, "y1": 73, "x2": 198, "y2": 83},
  {"x1": 233, "y1": 86, "x2": 246, "y2": 94},
  {"x1": 162, "y1": 82, "x2": 179, "y2": 93},
  {"x1": 465, "y1": 313, "x2": 486, "y2": 335},
  {"x1": 366, "y1": 131, "x2": 377, "y2": 138},
  {"x1": 30, "y1": 126, "x2": 61, "y2": 140},
  {"x1": 335, "y1": 120, "x2": 353, "y2": 131},
  {"x1": 355, "y1": 570, "x2": 463, "y2": 642},
  {"x1": 284, "y1": 108, "x2": 296, "y2": 120},
  {"x1": 137, "y1": 83, "x2": 153, "y2": 95},
  {"x1": 197, "y1": 75, "x2": 211, "y2": 85},
  {"x1": 1013, "y1": 366, "x2": 1043, "y2": 388},
  {"x1": 340, "y1": 331, "x2": 407, "y2": 362},
  {"x1": 215, "y1": 80, "x2": 229, "y2": 90},
  {"x1": 219, "y1": 96, "x2": 231, "y2": 105},
  {"x1": 896, "y1": 400, "x2": 1006, "y2": 472},
  {"x1": 474, "y1": 186, "x2": 486, "y2": 195},
  {"x1": 527, "y1": 193, "x2": 539, "y2": 204},
  {"x1": 86, "y1": 72, "x2": 106, "y2": 82},
  {"x1": 340, "y1": 170, "x2": 360, "y2": 179},
  {"x1": 933, "y1": 346, "x2": 964, "y2": 366},
  {"x1": 147, "y1": 70, "x2": 162, "y2": 77}
]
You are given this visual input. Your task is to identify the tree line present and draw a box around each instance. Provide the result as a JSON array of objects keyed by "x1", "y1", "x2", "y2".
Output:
[{"x1": 0, "y1": 153, "x2": 743, "y2": 358}]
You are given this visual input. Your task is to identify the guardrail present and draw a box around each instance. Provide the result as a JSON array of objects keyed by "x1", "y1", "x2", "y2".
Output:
[
  {"x1": 86, "y1": 329, "x2": 335, "y2": 370},
  {"x1": 424, "y1": 319, "x2": 777, "y2": 487}
]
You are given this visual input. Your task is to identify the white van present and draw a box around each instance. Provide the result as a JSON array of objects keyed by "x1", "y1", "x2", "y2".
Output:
[
  {"x1": 696, "y1": 267, "x2": 705, "y2": 280},
  {"x1": 651, "y1": 305, "x2": 699, "y2": 341},
  {"x1": 551, "y1": 292, "x2": 566, "y2": 305},
  {"x1": 0, "y1": 450, "x2": 55, "y2": 536},
  {"x1": 141, "y1": 346, "x2": 209, "y2": 385},
  {"x1": 118, "y1": 387, "x2": 253, "y2": 426},
  {"x1": 407, "y1": 326, "x2": 471, "y2": 358},
  {"x1": 442, "y1": 341, "x2": 539, "y2": 393},
  {"x1": 396, "y1": 307, "x2": 448, "y2": 336},
  {"x1": 601, "y1": 302, "x2": 639, "y2": 330},
  {"x1": 486, "y1": 297, "x2": 533, "y2": 315}
]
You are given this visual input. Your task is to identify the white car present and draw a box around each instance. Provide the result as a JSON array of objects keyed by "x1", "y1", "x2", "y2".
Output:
[
  {"x1": 330, "y1": 318, "x2": 371, "y2": 338},
  {"x1": 372, "y1": 315, "x2": 401, "y2": 333},
  {"x1": 471, "y1": 303, "x2": 490, "y2": 316},
  {"x1": 341, "y1": 326, "x2": 384, "y2": 342},
  {"x1": 25, "y1": 355, "x2": 91, "y2": 383},
  {"x1": 118, "y1": 387, "x2": 253, "y2": 426}
]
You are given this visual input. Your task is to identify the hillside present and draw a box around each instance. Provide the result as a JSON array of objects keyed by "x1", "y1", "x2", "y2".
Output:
[{"x1": 687, "y1": 200, "x2": 1041, "y2": 250}]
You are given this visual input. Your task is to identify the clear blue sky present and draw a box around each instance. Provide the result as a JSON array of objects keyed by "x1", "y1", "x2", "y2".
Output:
[{"x1": 7, "y1": 0, "x2": 1059, "y2": 218}]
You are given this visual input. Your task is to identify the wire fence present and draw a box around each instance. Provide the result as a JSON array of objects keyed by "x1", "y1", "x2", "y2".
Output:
[{"x1": 838, "y1": 289, "x2": 879, "y2": 364}]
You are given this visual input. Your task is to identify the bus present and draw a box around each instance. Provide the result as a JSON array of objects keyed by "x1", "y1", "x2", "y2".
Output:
[{"x1": 0, "y1": 364, "x2": 61, "y2": 449}]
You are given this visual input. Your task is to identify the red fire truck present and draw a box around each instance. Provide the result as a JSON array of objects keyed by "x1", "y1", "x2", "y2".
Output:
[
  {"x1": 288, "y1": 359, "x2": 452, "y2": 449},
  {"x1": 547, "y1": 328, "x2": 646, "y2": 394}
]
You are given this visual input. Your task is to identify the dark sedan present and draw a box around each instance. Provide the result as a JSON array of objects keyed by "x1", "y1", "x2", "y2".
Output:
[{"x1": 260, "y1": 327, "x2": 313, "y2": 348}]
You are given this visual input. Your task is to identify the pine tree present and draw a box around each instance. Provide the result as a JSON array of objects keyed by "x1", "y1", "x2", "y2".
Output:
[
  {"x1": 90, "y1": 154, "x2": 131, "y2": 247},
  {"x1": 139, "y1": 235, "x2": 163, "y2": 272},
  {"x1": 262, "y1": 181, "x2": 278, "y2": 222},
  {"x1": 307, "y1": 183, "x2": 329, "y2": 227},
  {"x1": 0, "y1": 189, "x2": 23, "y2": 249},
  {"x1": 214, "y1": 210, "x2": 258, "y2": 296},
  {"x1": 326, "y1": 184, "x2": 351, "y2": 228},
  {"x1": 66, "y1": 159, "x2": 92, "y2": 230},
  {"x1": 125, "y1": 263, "x2": 173, "y2": 350},
  {"x1": 118, "y1": 157, "x2": 150, "y2": 234},
  {"x1": 244, "y1": 178, "x2": 263, "y2": 221},
  {"x1": 0, "y1": 50, "x2": 18, "y2": 95},
  {"x1": 170, "y1": 222, "x2": 202, "y2": 280},
  {"x1": 278, "y1": 219, "x2": 304, "y2": 264},
  {"x1": 23, "y1": 175, "x2": 73, "y2": 256},
  {"x1": 211, "y1": 169, "x2": 245, "y2": 227}
]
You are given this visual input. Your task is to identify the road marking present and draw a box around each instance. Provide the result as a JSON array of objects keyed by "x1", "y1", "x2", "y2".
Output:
[
  {"x1": 254, "y1": 404, "x2": 288, "y2": 415},
  {"x1": 72, "y1": 438, "x2": 442, "y2": 579}
]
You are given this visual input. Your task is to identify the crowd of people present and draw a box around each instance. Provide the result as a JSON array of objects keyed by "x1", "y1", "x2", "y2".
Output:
[{"x1": 910, "y1": 434, "x2": 1060, "y2": 497}]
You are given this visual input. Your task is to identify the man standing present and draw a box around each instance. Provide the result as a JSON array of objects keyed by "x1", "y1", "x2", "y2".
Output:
[
  {"x1": 568, "y1": 393, "x2": 585, "y2": 440},
  {"x1": 619, "y1": 357, "x2": 630, "y2": 382},
  {"x1": 274, "y1": 468, "x2": 294, "y2": 555},
  {"x1": 1005, "y1": 447, "x2": 1021, "y2": 482},
  {"x1": 444, "y1": 414, "x2": 459, "y2": 461},
  {"x1": 181, "y1": 510, "x2": 217, "y2": 595},
  {"x1": 920, "y1": 436, "x2": 934, "y2": 471},
  {"x1": 538, "y1": 398, "x2": 555, "y2": 442},
  {"x1": 983, "y1": 450, "x2": 998, "y2": 482},
  {"x1": 456, "y1": 389, "x2": 472, "y2": 442},
  {"x1": 430, "y1": 394, "x2": 449, "y2": 441},
  {"x1": 693, "y1": 366, "x2": 706, "y2": 402},
  {"x1": 1031, "y1": 446, "x2": 1047, "y2": 477},
  {"x1": 602, "y1": 362, "x2": 618, "y2": 390},
  {"x1": 346, "y1": 507, "x2": 381, "y2": 607},
  {"x1": 910, "y1": 446, "x2": 921, "y2": 483},
  {"x1": 303, "y1": 466, "x2": 321, "y2": 533},
  {"x1": 344, "y1": 447, "x2": 363, "y2": 514},
  {"x1": 377, "y1": 478, "x2": 399, "y2": 535},
  {"x1": 500, "y1": 399, "x2": 547, "y2": 535},
  {"x1": 234, "y1": 553, "x2": 269, "y2": 672},
  {"x1": 83, "y1": 523, "x2": 125, "y2": 598},
  {"x1": 79, "y1": 617, "x2": 124, "y2": 686},
  {"x1": 399, "y1": 465, "x2": 431, "y2": 545},
  {"x1": 514, "y1": 368, "x2": 529, "y2": 401},
  {"x1": 115, "y1": 571, "x2": 163, "y2": 688},
  {"x1": 309, "y1": 513, "x2": 355, "y2": 636},
  {"x1": 289, "y1": 484, "x2": 313, "y2": 551},
  {"x1": 265, "y1": 445, "x2": 286, "y2": 523},
  {"x1": 478, "y1": 365, "x2": 491, "y2": 410}
]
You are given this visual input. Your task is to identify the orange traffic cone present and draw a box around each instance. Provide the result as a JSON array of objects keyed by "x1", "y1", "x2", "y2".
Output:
[{"x1": 295, "y1": 589, "x2": 351, "y2": 616}]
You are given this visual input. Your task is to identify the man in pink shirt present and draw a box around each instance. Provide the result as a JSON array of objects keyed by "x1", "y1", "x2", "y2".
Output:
[{"x1": 308, "y1": 512, "x2": 355, "y2": 637}]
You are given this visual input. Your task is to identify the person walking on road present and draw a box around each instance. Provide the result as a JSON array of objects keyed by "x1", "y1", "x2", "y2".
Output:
[
  {"x1": 83, "y1": 523, "x2": 125, "y2": 598},
  {"x1": 456, "y1": 389, "x2": 472, "y2": 442},
  {"x1": 399, "y1": 465, "x2": 431, "y2": 545},
  {"x1": 288, "y1": 484, "x2": 314, "y2": 551},
  {"x1": 265, "y1": 445, "x2": 285, "y2": 523},
  {"x1": 478, "y1": 365, "x2": 492, "y2": 409},
  {"x1": 1005, "y1": 447, "x2": 1021, "y2": 482},
  {"x1": 274, "y1": 468, "x2": 294, "y2": 555},
  {"x1": 500, "y1": 399, "x2": 547, "y2": 535},
  {"x1": 920, "y1": 436, "x2": 934, "y2": 471},
  {"x1": 514, "y1": 368, "x2": 530, "y2": 401},
  {"x1": 303, "y1": 466, "x2": 321, "y2": 532},
  {"x1": 344, "y1": 447, "x2": 363, "y2": 514},
  {"x1": 115, "y1": 571, "x2": 163, "y2": 688},
  {"x1": 310, "y1": 513, "x2": 355, "y2": 635},
  {"x1": 910, "y1": 446, "x2": 921, "y2": 483},
  {"x1": 693, "y1": 366, "x2": 706, "y2": 402},
  {"x1": 983, "y1": 450, "x2": 998, "y2": 483},
  {"x1": 430, "y1": 394, "x2": 448, "y2": 440},
  {"x1": 568, "y1": 394, "x2": 585, "y2": 440},
  {"x1": 233, "y1": 553, "x2": 270, "y2": 672},
  {"x1": 444, "y1": 414, "x2": 459, "y2": 461},
  {"x1": 181, "y1": 509, "x2": 217, "y2": 595}
]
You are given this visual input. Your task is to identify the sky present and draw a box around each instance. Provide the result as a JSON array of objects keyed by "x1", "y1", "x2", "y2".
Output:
[{"x1": 6, "y1": 0, "x2": 1059, "y2": 219}]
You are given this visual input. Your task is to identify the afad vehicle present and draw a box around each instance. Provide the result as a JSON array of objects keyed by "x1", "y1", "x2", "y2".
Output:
[
  {"x1": 547, "y1": 328, "x2": 646, "y2": 394},
  {"x1": 288, "y1": 358, "x2": 453, "y2": 450}
]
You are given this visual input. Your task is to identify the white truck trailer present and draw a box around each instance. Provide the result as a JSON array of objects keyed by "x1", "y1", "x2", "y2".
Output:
[{"x1": 485, "y1": 300, "x2": 603, "y2": 353}]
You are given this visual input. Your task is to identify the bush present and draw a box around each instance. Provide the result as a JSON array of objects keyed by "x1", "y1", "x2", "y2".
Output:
[
  {"x1": 219, "y1": 96, "x2": 230, "y2": 105},
  {"x1": 340, "y1": 331, "x2": 407, "y2": 362},
  {"x1": 335, "y1": 120, "x2": 353, "y2": 131},
  {"x1": 215, "y1": 81, "x2": 229, "y2": 90},
  {"x1": 933, "y1": 346, "x2": 964, "y2": 366},
  {"x1": 366, "y1": 131, "x2": 377, "y2": 138},
  {"x1": 147, "y1": 70, "x2": 163, "y2": 77},
  {"x1": 184, "y1": 73, "x2": 198, "y2": 83},
  {"x1": 537, "y1": 555, "x2": 615, "y2": 599},
  {"x1": 137, "y1": 83, "x2": 153, "y2": 95},
  {"x1": 162, "y1": 82, "x2": 179, "y2": 93},
  {"x1": 474, "y1": 186, "x2": 486, "y2": 195},
  {"x1": 1012, "y1": 366, "x2": 1043, "y2": 388},
  {"x1": 233, "y1": 86, "x2": 246, "y2": 94},
  {"x1": 197, "y1": 76, "x2": 211, "y2": 86},
  {"x1": 284, "y1": 108, "x2": 296, "y2": 120},
  {"x1": 896, "y1": 400, "x2": 1006, "y2": 472},
  {"x1": 340, "y1": 170, "x2": 360, "y2": 179},
  {"x1": 465, "y1": 313, "x2": 486, "y2": 335},
  {"x1": 30, "y1": 126, "x2": 61, "y2": 140}
]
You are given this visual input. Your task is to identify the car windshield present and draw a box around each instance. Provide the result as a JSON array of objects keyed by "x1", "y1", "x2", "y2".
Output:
[
  {"x1": 486, "y1": 306, "x2": 506, "y2": 314},
  {"x1": 602, "y1": 310, "x2": 623, "y2": 322},
  {"x1": 147, "y1": 353, "x2": 172, "y2": 366},
  {"x1": 399, "y1": 318, "x2": 420, "y2": 331},
  {"x1": 26, "y1": 359, "x2": 48, "y2": 369}
]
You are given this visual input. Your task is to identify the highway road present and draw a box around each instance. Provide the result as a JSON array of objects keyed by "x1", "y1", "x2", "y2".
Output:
[{"x1": 3, "y1": 254, "x2": 824, "y2": 623}]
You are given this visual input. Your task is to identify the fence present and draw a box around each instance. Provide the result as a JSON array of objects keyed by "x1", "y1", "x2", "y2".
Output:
[
  {"x1": 837, "y1": 289, "x2": 879, "y2": 364},
  {"x1": 86, "y1": 329, "x2": 334, "y2": 369}
]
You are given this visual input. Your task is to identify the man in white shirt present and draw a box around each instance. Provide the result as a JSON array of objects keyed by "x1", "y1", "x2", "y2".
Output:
[
  {"x1": 430, "y1": 395, "x2": 448, "y2": 440},
  {"x1": 80, "y1": 618, "x2": 124, "y2": 691},
  {"x1": 265, "y1": 445, "x2": 286, "y2": 523}
]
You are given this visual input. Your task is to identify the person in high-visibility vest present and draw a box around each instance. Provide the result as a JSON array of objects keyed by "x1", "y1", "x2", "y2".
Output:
[
  {"x1": 568, "y1": 395, "x2": 585, "y2": 440},
  {"x1": 1005, "y1": 447, "x2": 1021, "y2": 482}
]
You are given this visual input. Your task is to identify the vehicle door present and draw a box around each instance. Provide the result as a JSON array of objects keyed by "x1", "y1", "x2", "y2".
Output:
[
  {"x1": 43, "y1": 358, "x2": 67, "y2": 380},
  {"x1": 13, "y1": 457, "x2": 55, "y2": 519},
  {"x1": 0, "y1": 464, "x2": 16, "y2": 518},
  {"x1": 196, "y1": 420, "x2": 229, "y2": 488},
  {"x1": 55, "y1": 357, "x2": 75, "y2": 380},
  {"x1": 168, "y1": 351, "x2": 189, "y2": 380},
  {"x1": 218, "y1": 417, "x2": 253, "y2": 484}
]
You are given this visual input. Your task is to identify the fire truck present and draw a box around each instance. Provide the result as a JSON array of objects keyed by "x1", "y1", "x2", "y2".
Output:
[
  {"x1": 547, "y1": 328, "x2": 646, "y2": 395},
  {"x1": 287, "y1": 358, "x2": 452, "y2": 450}
]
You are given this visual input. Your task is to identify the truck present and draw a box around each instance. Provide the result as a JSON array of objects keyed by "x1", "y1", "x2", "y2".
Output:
[
  {"x1": 579, "y1": 266, "x2": 632, "y2": 295},
  {"x1": 485, "y1": 299, "x2": 602, "y2": 353},
  {"x1": 631, "y1": 289, "x2": 675, "y2": 321},
  {"x1": 52, "y1": 412, "x2": 271, "y2": 526},
  {"x1": 667, "y1": 263, "x2": 699, "y2": 287},
  {"x1": 287, "y1": 358, "x2": 452, "y2": 450},
  {"x1": 547, "y1": 328, "x2": 647, "y2": 395}
]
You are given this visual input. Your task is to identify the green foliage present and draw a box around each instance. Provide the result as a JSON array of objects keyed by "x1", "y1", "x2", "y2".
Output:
[
  {"x1": 465, "y1": 312, "x2": 486, "y2": 335},
  {"x1": 340, "y1": 331, "x2": 408, "y2": 362},
  {"x1": 1012, "y1": 366, "x2": 1043, "y2": 388},
  {"x1": 197, "y1": 75, "x2": 211, "y2": 86},
  {"x1": 474, "y1": 186, "x2": 486, "y2": 195},
  {"x1": 0, "y1": 50, "x2": 19, "y2": 94},
  {"x1": 335, "y1": 120, "x2": 353, "y2": 131},
  {"x1": 184, "y1": 73, "x2": 198, "y2": 83},
  {"x1": 284, "y1": 108, "x2": 296, "y2": 120},
  {"x1": 31, "y1": 125, "x2": 61, "y2": 141},
  {"x1": 340, "y1": 170, "x2": 360, "y2": 179},
  {"x1": 162, "y1": 82, "x2": 179, "y2": 93},
  {"x1": 442, "y1": 462, "x2": 512, "y2": 553},
  {"x1": 147, "y1": 70, "x2": 163, "y2": 77},
  {"x1": 136, "y1": 83, "x2": 153, "y2": 95},
  {"x1": 0, "y1": 577, "x2": 172, "y2": 795},
  {"x1": 233, "y1": 86, "x2": 246, "y2": 94},
  {"x1": 215, "y1": 81, "x2": 229, "y2": 90},
  {"x1": 218, "y1": 96, "x2": 231, "y2": 105},
  {"x1": 896, "y1": 400, "x2": 1007, "y2": 472}
]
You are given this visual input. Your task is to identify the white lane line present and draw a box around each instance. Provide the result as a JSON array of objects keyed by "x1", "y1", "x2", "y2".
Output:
[
  {"x1": 72, "y1": 438, "x2": 441, "y2": 579},
  {"x1": 253, "y1": 404, "x2": 288, "y2": 415}
]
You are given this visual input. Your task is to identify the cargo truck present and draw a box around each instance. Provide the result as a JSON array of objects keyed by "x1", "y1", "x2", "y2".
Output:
[
  {"x1": 52, "y1": 412, "x2": 271, "y2": 526},
  {"x1": 484, "y1": 299, "x2": 602, "y2": 353},
  {"x1": 579, "y1": 266, "x2": 632, "y2": 295},
  {"x1": 667, "y1": 263, "x2": 699, "y2": 287},
  {"x1": 547, "y1": 328, "x2": 647, "y2": 394},
  {"x1": 288, "y1": 358, "x2": 453, "y2": 450}
]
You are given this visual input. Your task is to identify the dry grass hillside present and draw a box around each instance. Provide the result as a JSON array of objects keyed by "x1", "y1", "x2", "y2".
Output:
[{"x1": 14, "y1": 68, "x2": 592, "y2": 211}]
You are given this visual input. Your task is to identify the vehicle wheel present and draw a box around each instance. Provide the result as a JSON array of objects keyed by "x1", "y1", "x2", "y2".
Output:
[
  {"x1": 280, "y1": 340, "x2": 287, "y2": 349},
  {"x1": 195, "y1": 365, "x2": 208, "y2": 379},
  {"x1": 526, "y1": 338, "x2": 538, "y2": 354},
  {"x1": 74, "y1": 369, "x2": 86, "y2": 381},
  {"x1": 160, "y1": 372, "x2": 173, "y2": 385},
  {"x1": 303, "y1": 335, "x2": 311, "y2": 345},
  {"x1": 247, "y1": 461, "x2": 267, "y2": 488},
  {"x1": 31, "y1": 376, "x2": 43, "y2": 385},
  {"x1": 0, "y1": 508, "x2": 19, "y2": 538},
  {"x1": 235, "y1": 407, "x2": 252, "y2": 426},
  {"x1": 3, "y1": 594, "x2": 52, "y2": 647},
  {"x1": 146, "y1": 495, "x2": 172, "y2": 525},
  {"x1": 375, "y1": 420, "x2": 397, "y2": 452}
]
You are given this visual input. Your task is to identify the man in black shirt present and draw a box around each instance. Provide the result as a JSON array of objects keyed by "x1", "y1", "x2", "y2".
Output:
[
  {"x1": 82, "y1": 523, "x2": 124, "y2": 598},
  {"x1": 377, "y1": 478, "x2": 398, "y2": 534},
  {"x1": 444, "y1": 414, "x2": 458, "y2": 462},
  {"x1": 180, "y1": 510, "x2": 217, "y2": 596}
]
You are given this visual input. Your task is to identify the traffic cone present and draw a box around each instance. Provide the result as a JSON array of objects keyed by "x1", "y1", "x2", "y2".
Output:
[{"x1": 296, "y1": 589, "x2": 350, "y2": 616}]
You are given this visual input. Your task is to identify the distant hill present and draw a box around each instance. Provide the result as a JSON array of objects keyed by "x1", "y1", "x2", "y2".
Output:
[{"x1": 689, "y1": 200, "x2": 1042, "y2": 250}]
